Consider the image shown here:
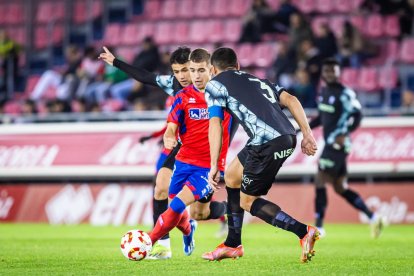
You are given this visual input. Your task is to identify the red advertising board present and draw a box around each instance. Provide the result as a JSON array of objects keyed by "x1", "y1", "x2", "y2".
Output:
[
  {"x1": 0, "y1": 119, "x2": 413, "y2": 178},
  {"x1": 1, "y1": 183, "x2": 413, "y2": 224}
]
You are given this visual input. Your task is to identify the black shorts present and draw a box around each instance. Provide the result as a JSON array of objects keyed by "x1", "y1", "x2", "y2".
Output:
[
  {"x1": 161, "y1": 142, "x2": 181, "y2": 170},
  {"x1": 318, "y1": 145, "x2": 348, "y2": 177},
  {"x1": 241, "y1": 135, "x2": 296, "y2": 196},
  {"x1": 237, "y1": 146, "x2": 248, "y2": 166}
]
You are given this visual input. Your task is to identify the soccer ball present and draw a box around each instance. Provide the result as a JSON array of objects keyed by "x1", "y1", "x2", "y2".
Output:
[{"x1": 120, "y1": 229, "x2": 152, "y2": 261}]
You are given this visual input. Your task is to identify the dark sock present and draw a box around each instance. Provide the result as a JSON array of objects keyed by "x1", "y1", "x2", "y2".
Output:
[
  {"x1": 341, "y1": 189, "x2": 373, "y2": 219},
  {"x1": 153, "y1": 198, "x2": 169, "y2": 240},
  {"x1": 224, "y1": 187, "x2": 244, "y2": 248},
  {"x1": 250, "y1": 198, "x2": 308, "y2": 239},
  {"x1": 206, "y1": 201, "x2": 227, "y2": 220},
  {"x1": 315, "y1": 187, "x2": 327, "y2": 228}
]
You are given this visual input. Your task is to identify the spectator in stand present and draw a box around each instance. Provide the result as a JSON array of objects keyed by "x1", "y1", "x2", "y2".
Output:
[
  {"x1": 269, "y1": 41, "x2": 296, "y2": 88},
  {"x1": 291, "y1": 68, "x2": 317, "y2": 108},
  {"x1": 21, "y1": 99, "x2": 38, "y2": 115},
  {"x1": 336, "y1": 21, "x2": 377, "y2": 68},
  {"x1": 110, "y1": 36, "x2": 162, "y2": 108},
  {"x1": 402, "y1": 74, "x2": 414, "y2": 108},
  {"x1": 288, "y1": 13, "x2": 313, "y2": 56},
  {"x1": 273, "y1": 0, "x2": 299, "y2": 34},
  {"x1": 399, "y1": 0, "x2": 414, "y2": 36},
  {"x1": 315, "y1": 24, "x2": 338, "y2": 60},
  {"x1": 238, "y1": 0, "x2": 275, "y2": 43},
  {"x1": 75, "y1": 46, "x2": 105, "y2": 100},
  {"x1": 30, "y1": 45, "x2": 82, "y2": 101},
  {"x1": 0, "y1": 29, "x2": 20, "y2": 100},
  {"x1": 297, "y1": 39, "x2": 322, "y2": 88},
  {"x1": 83, "y1": 48, "x2": 128, "y2": 105}
]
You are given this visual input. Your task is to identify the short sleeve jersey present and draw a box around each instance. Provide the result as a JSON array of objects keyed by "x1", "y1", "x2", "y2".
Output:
[
  {"x1": 167, "y1": 85, "x2": 232, "y2": 171},
  {"x1": 205, "y1": 70, "x2": 295, "y2": 146}
]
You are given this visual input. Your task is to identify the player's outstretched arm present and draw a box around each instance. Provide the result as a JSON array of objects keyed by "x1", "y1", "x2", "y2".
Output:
[
  {"x1": 279, "y1": 91, "x2": 317, "y2": 156},
  {"x1": 163, "y1": 122, "x2": 178, "y2": 150},
  {"x1": 99, "y1": 46, "x2": 159, "y2": 87},
  {"x1": 208, "y1": 117, "x2": 223, "y2": 190}
]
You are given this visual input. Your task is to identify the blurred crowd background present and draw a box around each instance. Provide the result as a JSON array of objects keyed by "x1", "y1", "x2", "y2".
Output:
[{"x1": 0, "y1": 0, "x2": 414, "y2": 122}]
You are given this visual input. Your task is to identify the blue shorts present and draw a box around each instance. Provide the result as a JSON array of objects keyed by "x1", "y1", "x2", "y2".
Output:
[
  {"x1": 156, "y1": 152, "x2": 169, "y2": 172},
  {"x1": 168, "y1": 160, "x2": 213, "y2": 202}
]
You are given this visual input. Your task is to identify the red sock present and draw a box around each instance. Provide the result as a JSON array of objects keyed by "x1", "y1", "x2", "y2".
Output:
[
  {"x1": 176, "y1": 209, "x2": 191, "y2": 236},
  {"x1": 150, "y1": 207, "x2": 181, "y2": 244},
  {"x1": 219, "y1": 215, "x2": 226, "y2": 222}
]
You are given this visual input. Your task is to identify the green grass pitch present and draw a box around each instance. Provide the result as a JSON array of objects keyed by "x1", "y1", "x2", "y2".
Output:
[{"x1": 1, "y1": 223, "x2": 413, "y2": 275}]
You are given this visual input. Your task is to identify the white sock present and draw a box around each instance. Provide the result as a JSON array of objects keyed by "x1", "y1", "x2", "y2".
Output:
[{"x1": 158, "y1": 238, "x2": 171, "y2": 248}]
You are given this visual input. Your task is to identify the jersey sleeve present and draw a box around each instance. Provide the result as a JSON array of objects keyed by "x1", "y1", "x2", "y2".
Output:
[
  {"x1": 155, "y1": 75, "x2": 176, "y2": 96},
  {"x1": 167, "y1": 94, "x2": 184, "y2": 126},
  {"x1": 205, "y1": 80, "x2": 228, "y2": 120}
]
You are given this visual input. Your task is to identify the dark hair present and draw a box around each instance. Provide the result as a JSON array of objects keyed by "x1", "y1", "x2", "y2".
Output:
[
  {"x1": 170, "y1": 46, "x2": 191, "y2": 65},
  {"x1": 211, "y1": 47, "x2": 238, "y2": 70},
  {"x1": 322, "y1": 58, "x2": 340, "y2": 67},
  {"x1": 189, "y1": 48, "x2": 210, "y2": 64}
]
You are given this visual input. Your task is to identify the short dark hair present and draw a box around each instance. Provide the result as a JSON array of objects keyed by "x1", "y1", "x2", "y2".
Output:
[
  {"x1": 170, "y1": 46, "x2": 191, "y2": 65},
  {"x1": 189, "y1": 48, "x2": 211, "y2": 64},
  {"x1": 211, "y1": 47, "x2": 238, "y2": 70},
  {"x1": 322, "y1": 58, "x2": 340, "y2": 67}
]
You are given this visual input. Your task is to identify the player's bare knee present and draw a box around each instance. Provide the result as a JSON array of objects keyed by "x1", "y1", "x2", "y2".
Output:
[
  {"x1": 154, "y1": 185, "x2": 168, "y2": 200},
  {"x1": 224, "y1": 174, "x2": 241, "y2": 189}
]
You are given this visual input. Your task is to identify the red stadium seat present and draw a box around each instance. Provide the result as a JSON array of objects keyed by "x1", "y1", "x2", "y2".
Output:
[
  {"x1": 137, "y1": 22, "x2": 155, "y2": 43},
  {"x1": 378, "y1": 66, "x2": 398, "y2": 90},
  {"x1": 358, "y1": 67, "x2": 379, "y2": 92},
  {"x1": 293, "y1": 0, "x2": 315, "y2": 14},
  {"x1": 0, "y1": 4, "x2": 6, "y2": 25},
  {"x1": 212, "y1": 0, "x2": 230, "y2": 17},
  {"x1": 172, "y1": 21, "x2": 190, "y2": 44},
  {"x1": 364, "y1": 14, "x2": 383, "y2": 38},
  {"x1": 399, "y1": 38, "x2": 414, "y2": 64},
  {"x1": 103, "y1": 24, "x2": 122, "y2": 46},
  {"x1": 73, "y1": 0, "x2": 103, "y2": 24},
  {"x1": 101, "y1": 99, "x2": 124, "y2": 112},
  {"x1": 224, "y1": 19, "x2": 242, "y2": 43},
  {"x1": 5, "y1": 3, "x2": 25, "y2": 24},
  {"x1": 142, "y1": 0, "x2": 161, "y2": 19},
  {"x1": 329, "y1": 16, "x2": 346, "y2": 37},
  {"x1": 121, "y1": 23, "x2": 140, "y2": 46},
  {"x1": 4, "y1": 101, "x2": 22, "y2": 115},
  {"x1": 315, "y1": 0, "x2": 334, "y2": 13},
  {"x1": 267, "y1": 0, "x2": 281, "y2": 10},
  {"x1": 385, "y1": 39, "x2": 400, "y2": 62},
  {"x1": 334, "y1": 0, "x2": 352, "y2": 13},
  {"x1": 6, "y1": 26, "x2": 26, "y2": 45},
  {"x1": 341, "y1": 68, "x2": 358, "y2": 89},
  {"x1": 311, "y1": 16, "x2": 329, "y2": 35},
  {"x1": 25, "y1": 75, "x2": 41, "y2": 98},
  {"x1": 384, "y1": 15, "x2": 400, "y2": 37},
  {"x1": 154, "y1": 22, "x2": 174, "y2": 45},
  {"x1": 208, "y1": 20, "x2": 224, "y2": 43},
  {"x1": 34, "y1": 24, "x2": 64, "y2": 49},
  {"x1": 115, "y1": 47, "x2": 137, "y2": 63},
  {"x1": 189, "y1": 20, "x2": 208, "y2": 44},
  {"x1": 253, "y1": 43, "x2": 277, "y2": 67},
  {"x1": 237, "y1": 44, "x2": 254, "y2": 67},
  {"x1": 177, "y1": 0, "x2": 193, "y2": 19},
  {"x1": 160, "y1": 0, "x2": 178, "y2": 19},
  {"x1": 349, "y1": 15, "x2": 364, "y2": 33},
  {"x1": 37, "y1": 1, "x2": 65, "y2": 23},
  {"x1": 229, "y1": 0, "x2": 251, "y2": 17},
  {"x1": 194, "y1": 0, "x2": 212, "y2": 18}
]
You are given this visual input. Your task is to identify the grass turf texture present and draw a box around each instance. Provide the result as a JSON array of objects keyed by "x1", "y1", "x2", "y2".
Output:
[{"x1": 1, "y1": 223, "x2": 413, "y2": 275}]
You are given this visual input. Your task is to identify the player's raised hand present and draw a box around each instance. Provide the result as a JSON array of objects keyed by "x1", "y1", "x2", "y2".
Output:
[
  {"x1": 208, "y1": 166, "x2": 221, "y2": 191},
  {"x1": 301, "y1": 133, "x2": 317, "y2": 156},
  {"x1": 98, "y1": 46, "x2": 115, "y2": 66}
]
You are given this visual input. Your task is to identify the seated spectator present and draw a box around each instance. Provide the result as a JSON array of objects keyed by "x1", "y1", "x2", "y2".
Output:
[
  {"x1": 291, "y1": 68, "x2": 317, "y2": 108},
  {"x1": 336, "y1": 21, "x2": 377, "y2": 68},
  {"x1": 239, "y1": 0, "x2": 275, "y2": 43},
  {"x1": 297, "y1": 39, "x2": 322, "y2": 88},
  {"x1": 30, "y1": 45, "x2": 82, "y2": 101},
  {"x1": 0, "y1": 29, "x2": 20, "y2": 100},
  {"x1": 269, "y1": 41, "x2": 296, "y2": 88},
  {"x1": 288, "y1": 12, "x2": 313, "y2": 56},
  {"x1": 273, "y1": 0, "x2": 299, "y2": 33},
  {"x1": 315, "y1": 24, "x2": 338, "y2": 60}
]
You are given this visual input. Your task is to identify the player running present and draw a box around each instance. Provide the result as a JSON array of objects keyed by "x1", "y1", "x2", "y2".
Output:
[
  {"x1": 149, "y1": 48, "x2": 233, "y2": 256},
  {"x1": 99, "y1": 47, "x2": 227, "y2": 259},
  {"x1": 204, "y1": 47, "x2": 319, "y2": 263},
  {"x1": 309, "y1": 58, "x2": 384, "y2": 238}
]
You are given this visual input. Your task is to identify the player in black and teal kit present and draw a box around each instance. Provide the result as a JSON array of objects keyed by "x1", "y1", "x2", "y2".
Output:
[
  {"x1": 203, "y1": 47, "x2": 320, "y2": 263},
  {"x1": 309, "y1": 58, "x2": 384, "y2": 238}
]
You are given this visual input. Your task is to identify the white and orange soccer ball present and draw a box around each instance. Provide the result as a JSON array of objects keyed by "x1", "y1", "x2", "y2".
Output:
[{"x1": 120, "y1": 230, "x2": 152, "y2": 261}]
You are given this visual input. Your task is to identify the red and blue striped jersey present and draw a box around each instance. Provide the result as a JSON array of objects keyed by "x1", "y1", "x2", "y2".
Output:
[{"x1": 167, "y1": 85, "x2": 231, "y2": 171}]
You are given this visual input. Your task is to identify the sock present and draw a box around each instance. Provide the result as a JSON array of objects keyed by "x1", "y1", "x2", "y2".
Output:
[
  {"x1": 206, "y1": 201, "x2": 227, "y2": 220},
  {"x1": 153, "y1": 198, "x2": 169, "y2": 240},
  {"x1": 250, "y1": 198, "x2": 308, "y2": 239},
  {"x1": 341, "y1": 189, "x2": 373, "y2": 219},
  {"x1": 315, "y1": 187, "x2": 327, "y2": 228},
  {"x1": 219, "y1": 215, "x2": 226, "y2": 223},
  {"x1": 224, "y1": 187, "x2": 244, "y2": 248},
  {"x1": 176, "y1": 209, "x2": 191, "y2": 236},
  {"x1": 150, "y1": 207, "x2": 182, "y2": 245}
]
